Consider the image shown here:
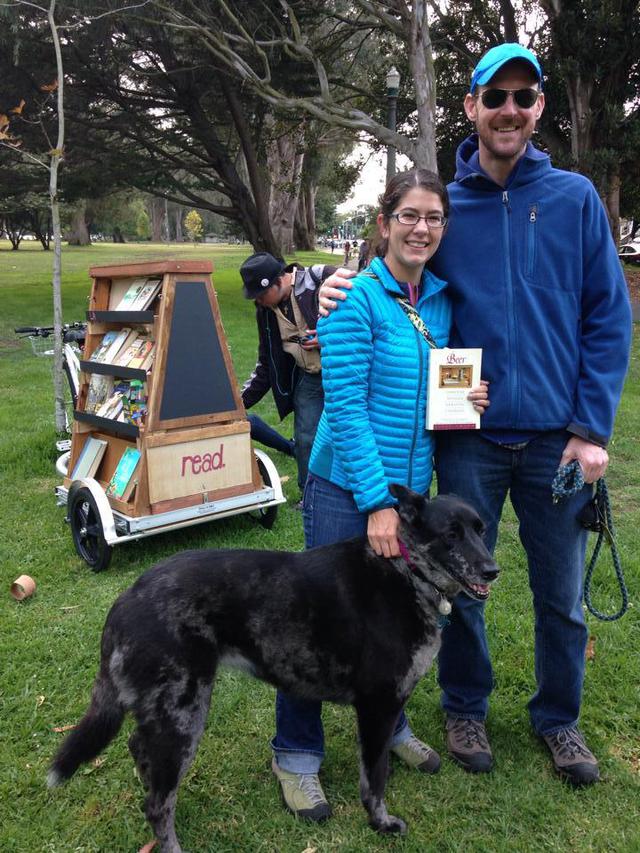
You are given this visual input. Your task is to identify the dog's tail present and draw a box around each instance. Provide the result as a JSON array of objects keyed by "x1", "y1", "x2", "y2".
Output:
[{"x1": 47, "y1": 670, "x2": 125, "y2": 787}]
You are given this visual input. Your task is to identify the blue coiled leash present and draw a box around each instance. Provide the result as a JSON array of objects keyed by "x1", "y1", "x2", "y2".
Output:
[{"x1": 551, "y1": 460, "x2": 628, "y2": 621}]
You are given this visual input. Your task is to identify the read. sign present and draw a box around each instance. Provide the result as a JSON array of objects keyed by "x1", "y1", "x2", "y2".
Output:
[{"x1": 147, "y1": 431, "x2": 253, "y2": 504}]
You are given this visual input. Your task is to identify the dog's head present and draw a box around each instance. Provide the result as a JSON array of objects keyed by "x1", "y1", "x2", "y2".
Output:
[{"x1": 390, "y1": 485, "x2": 499, "y2": 602}]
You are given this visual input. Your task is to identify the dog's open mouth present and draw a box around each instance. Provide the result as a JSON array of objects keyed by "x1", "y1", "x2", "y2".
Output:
[
  {"x1": 447, "y1": 567, "x2": 492, "y2": 601},
  {"x1": 465, "y1": 582, "x2": 491, "y2": 601}
]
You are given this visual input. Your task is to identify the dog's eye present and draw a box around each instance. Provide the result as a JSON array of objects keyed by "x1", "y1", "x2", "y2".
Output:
[
  {"x1": 445, "y1": 524, "x2": 463, "y2": 543},
  {"x1": 474, "y1": 520, "x2": 486, "y2": 537}
]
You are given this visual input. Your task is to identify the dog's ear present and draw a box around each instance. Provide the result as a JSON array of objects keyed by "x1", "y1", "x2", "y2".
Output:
[{"x1": 390, "y1": 484, "x2": 427, "y2": 527}]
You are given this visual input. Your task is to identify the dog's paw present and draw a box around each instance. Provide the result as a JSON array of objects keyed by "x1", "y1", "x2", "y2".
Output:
[{"x1": 372, "y1": 815, "x2": 407, "y2": 835}]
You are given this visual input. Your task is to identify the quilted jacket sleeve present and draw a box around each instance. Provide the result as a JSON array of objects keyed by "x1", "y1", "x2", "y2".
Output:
[{"x1": 316, "y1": 283, "x2": 392, "y2": 513}]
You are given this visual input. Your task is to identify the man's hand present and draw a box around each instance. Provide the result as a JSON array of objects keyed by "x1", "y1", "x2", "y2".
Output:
[
  {"x1": 300, "y1": 329, "x2": 319, "y2": 350},
  {"x1": 367, "y1": 507, "x2": 400, "y2": 558},
  {"x1": 318, "y1": 268, "x2": 355, "y2": 316},
  {"x1": 468, "y1": 379, "x2": 490, "y2": 414},
  {"x1": 560, "y1": 436, "x2": 609, "y2": 484}
]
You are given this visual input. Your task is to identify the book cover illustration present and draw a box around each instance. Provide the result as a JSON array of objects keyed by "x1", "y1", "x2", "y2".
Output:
[
  {"x1": 130, "y1": 278, "x2": 162, "y2": 311},
  {"x1": 85, "y1": 375, "x2": 114, "y2": 413},
  {"x1": 70, "y1": 437, "x2": 108, "y2": 480},
  {"x1": 112, "y1": 330, "x2": 140, "y2": 365},
  {"x1": 106, "y1": 447, "x2": 141, "y2": 499},
  {"x1": 127, "y1": 339, "x2": 154, "y2": 369},
  {"x1": 115, "y1": 278, "x2": 148, "y2": 311},
  {"x1": 102, "y1": 327, "x2": 132, "y2": 363},
  {"x1": 117, "y1": 336, "x2": 149, "y2": 368},
  {"x1": 88, "y1": 330, "x2": 120, "y2": 362},
  {"x1": 427, "y1": 348, "x2": 483, "y2": 431}
]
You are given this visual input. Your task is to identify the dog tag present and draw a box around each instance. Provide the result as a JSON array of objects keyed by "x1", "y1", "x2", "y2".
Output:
[{"x1": 438, "y1": 598, "x2": 452, "y2": 616}]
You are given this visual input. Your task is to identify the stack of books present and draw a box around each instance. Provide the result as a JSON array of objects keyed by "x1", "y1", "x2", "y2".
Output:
[
  {"x1": 87, "y1": 378, "x2": 148, "y2": 425},
  {"x1": 115, "y1": 278, "x2": 162, "y2": 312},
  {"x1": 89, "y1": 330, "x2": 156, "y2": 372}
]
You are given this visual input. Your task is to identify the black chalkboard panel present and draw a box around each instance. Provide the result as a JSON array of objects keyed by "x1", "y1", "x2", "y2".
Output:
[{"x1": 159, "y1": 281, "x2": 237, "y2": 420}]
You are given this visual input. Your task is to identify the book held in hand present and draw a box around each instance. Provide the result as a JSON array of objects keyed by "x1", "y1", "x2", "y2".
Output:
[
  {"x1": 427, "y1": 348, "x2": 483, "y2": 430},
  {"x1": 70, "y1": 436, "x2": 108, "y2": 480},
  {"x1": 106, "y1": 447, "x2": 141, "y2": 500}
]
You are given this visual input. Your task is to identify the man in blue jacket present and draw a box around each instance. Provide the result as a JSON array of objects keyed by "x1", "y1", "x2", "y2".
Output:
[
  {"x1": 428, "y1": 43, "x2": 632, "y2": 786},
  {"x1": 319, "y1": 44, "x2": 631, "y2": 786}
]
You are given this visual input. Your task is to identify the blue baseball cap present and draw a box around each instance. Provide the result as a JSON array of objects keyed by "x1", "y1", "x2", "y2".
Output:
[{"x1": 470, "y1": 43, "x2": 542, "y2": 92}]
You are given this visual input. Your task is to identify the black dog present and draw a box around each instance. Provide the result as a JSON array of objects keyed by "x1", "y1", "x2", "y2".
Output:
[{"x1": 49, "y1": 486, "x2": 498, "y2": 851}]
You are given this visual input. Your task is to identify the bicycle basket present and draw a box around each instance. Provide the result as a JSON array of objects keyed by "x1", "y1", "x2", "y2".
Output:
[{"x1": 29, "y1": 335, "x2": 55, "y2": 357}]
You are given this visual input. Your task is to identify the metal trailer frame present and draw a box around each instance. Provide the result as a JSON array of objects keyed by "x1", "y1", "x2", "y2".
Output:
[{"x1": 56, "y1": 448, "x2": 285, "y2": 570}]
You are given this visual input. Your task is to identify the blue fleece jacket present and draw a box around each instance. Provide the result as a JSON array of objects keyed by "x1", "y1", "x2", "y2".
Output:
[
  {"x1": 430, "y1": 135, "x2": 632, "y2": 446},
  {"x1": 309, "y1": 256, "x2": 451, "y2": 513}
]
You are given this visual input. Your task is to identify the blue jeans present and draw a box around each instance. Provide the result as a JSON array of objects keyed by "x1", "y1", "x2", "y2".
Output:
[
  {"x1": 292, "y1": 371, "x2": 324, "y2": 492},
  {"x1": 247, "y1": 414, "x2": 295, "y2": 457},
  {"x1": 435, "y1": 430, "x2": 591, "y2": 736},
  {"x1": 271, "y1": 474, "x2": 412, "y2": 773}
]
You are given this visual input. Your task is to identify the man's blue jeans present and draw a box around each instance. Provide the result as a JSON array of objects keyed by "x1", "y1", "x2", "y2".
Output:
[
  {"x1": 292, "y1": 372, "x2": 324, "y2": 493},
  {"x1": 435, "y1": 430, "x2": 591, "y2": 736},
  {"x1": 271, "y1": 474, "x2": 412, "y2": 773}
]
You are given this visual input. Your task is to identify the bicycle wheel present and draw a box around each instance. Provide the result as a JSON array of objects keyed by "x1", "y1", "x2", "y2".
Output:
[{"x1": 68, "y1": 487, "x2": 112, "y2": 571}]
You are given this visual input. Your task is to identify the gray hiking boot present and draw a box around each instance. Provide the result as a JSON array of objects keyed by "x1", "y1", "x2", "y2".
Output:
[
  {"x1": 391, "y1": 734, "x2": 441, "y2": 773},
  {"x1": 271, "y1": 758, "x2": 332, "y2": 821},
  {"x1": 446, "y1": 717, "x2": 493, "y2": 773},
  {"x1": 542, "y1": 727, "x2": 600, "y2": 785}
]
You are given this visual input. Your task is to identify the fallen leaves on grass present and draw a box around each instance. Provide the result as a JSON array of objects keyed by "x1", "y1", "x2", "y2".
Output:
[
  {"x1": 138, "y1": 840, "x2": 157, "y2": 853},
  {"x1": 53, "y1": 723, "x2": 77, "y2": 733},
  {"x1": 586, "y1": 636, "x2": 596, "y2": 661}
]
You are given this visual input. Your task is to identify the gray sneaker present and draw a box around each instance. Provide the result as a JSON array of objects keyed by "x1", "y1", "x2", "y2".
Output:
[
  {"x1": 446, "y1": 717, "x2": 493, "y2": 773},
  {"x1": 391, "y1": 734, "x2": 441, "y2": 773},
  {"x1": 271, "y1": 758, "x2": 332, "y2": 821},
  {"x1": 542, "y1": 727, "x2": 600, "y2": 785}
]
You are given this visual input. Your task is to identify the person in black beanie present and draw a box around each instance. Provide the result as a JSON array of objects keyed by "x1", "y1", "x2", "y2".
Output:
[{"x1": 240, "y1": 252, "x2": 335, "y2": 498}]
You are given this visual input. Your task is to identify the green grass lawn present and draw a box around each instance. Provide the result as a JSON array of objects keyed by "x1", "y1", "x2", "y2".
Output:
[{"x1": 1, "y1": 240, "x2": 639, "y2": 852}]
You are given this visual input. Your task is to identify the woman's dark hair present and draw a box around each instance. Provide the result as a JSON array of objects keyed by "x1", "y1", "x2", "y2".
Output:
[{"x1": 376, "y1": 168, "x2": 449, "y2": 257}]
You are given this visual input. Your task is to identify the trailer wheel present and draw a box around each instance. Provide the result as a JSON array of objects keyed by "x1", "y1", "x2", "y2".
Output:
[
  {"x1": 68, "y1": 487, "x2": 112, "y2": 571},
  {"x1": 254, "y1": 457, "x2": 278, "y2": 529}
]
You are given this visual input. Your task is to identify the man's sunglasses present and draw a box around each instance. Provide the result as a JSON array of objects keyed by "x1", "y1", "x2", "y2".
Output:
[{"x1": 478, "y1": 87, "x2": 540, "y2": 110}]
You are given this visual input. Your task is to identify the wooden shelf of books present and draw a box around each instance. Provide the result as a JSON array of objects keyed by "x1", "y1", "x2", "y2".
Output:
[{"x1": 65, "y1": 260, "x2": 262, "y2": 518}]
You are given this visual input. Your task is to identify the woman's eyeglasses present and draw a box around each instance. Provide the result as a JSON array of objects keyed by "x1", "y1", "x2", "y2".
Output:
[
  {"x1": 478, "y1": 87, "x2": 540, "y2": 110},
  {"x1": 389, "y1": 212, "x2": 447, "y2": 228}
]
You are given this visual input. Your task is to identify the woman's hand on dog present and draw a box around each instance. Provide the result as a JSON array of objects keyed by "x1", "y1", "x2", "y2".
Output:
[
  {"x1": 367, "y1": 508, "x2": 401, "y2": 558},
  {"x1": 468, "y1": 379, "x2": 490, "y2": 414}
]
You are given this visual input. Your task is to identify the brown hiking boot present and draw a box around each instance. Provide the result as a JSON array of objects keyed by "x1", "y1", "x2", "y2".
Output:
[
  {"x1": 446, "y1": 717, "x2": 493, "y2": 773},
  {"x1": 542, "y1": 728, "x2": 600, "y2": 785},
  {"x1": 391, "y1": 734, "x2": 441, "y2": 773}
]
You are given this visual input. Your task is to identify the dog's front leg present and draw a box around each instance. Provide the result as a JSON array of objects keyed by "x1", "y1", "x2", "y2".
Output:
[{"x1": 355, "y1": 701, "x2": 407, "y2": 835}]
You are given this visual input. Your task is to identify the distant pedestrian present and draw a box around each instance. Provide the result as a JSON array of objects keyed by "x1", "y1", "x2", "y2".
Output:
[
  {"x1": 357, "y1": 239, "x2": 369, "y2": 272},
  {"x1": 343, "y1": 240, "x2": 351, "y2": 265}
]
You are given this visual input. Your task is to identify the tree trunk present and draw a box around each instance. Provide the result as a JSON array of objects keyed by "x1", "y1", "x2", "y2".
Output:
[
  {"x1": 266, "y1": 119, "x2": 305, "y2": 255},
  {"x1": 294, "y1": 183, "x2": 316, "y2": 251},
  {"x1": 605, "y1": 170, "x2": 621, "y2": 242},
  {"x1": 566, "y1": 74, "x2": 593, "y2": 168},
  {"x1": 66, "y1": 199, "x2": 91, "y2": 245},
  {"x1": 174, "y1": 207, "x2": 183, "y2": 242},
  {"x1": 409, "y1": 0, "x2": 438, "y2": 172},
  {"x1": 147, "y1": 196, "x2": 166, "y2": 242}
]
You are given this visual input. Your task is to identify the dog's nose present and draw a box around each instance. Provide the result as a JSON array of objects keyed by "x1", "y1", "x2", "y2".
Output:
[{"x1": 481, "y1": 564, "x2": 499, "y2": 582}]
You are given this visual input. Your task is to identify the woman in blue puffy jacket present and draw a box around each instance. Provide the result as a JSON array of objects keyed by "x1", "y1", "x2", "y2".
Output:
[{"x1": 270, "y1": 168, "x2": 490, "y2": 821}]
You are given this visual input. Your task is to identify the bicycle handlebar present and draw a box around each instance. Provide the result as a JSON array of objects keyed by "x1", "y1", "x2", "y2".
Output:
[{"x1": 14, "y1": 322, "x2": 86, "y2": 337}]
